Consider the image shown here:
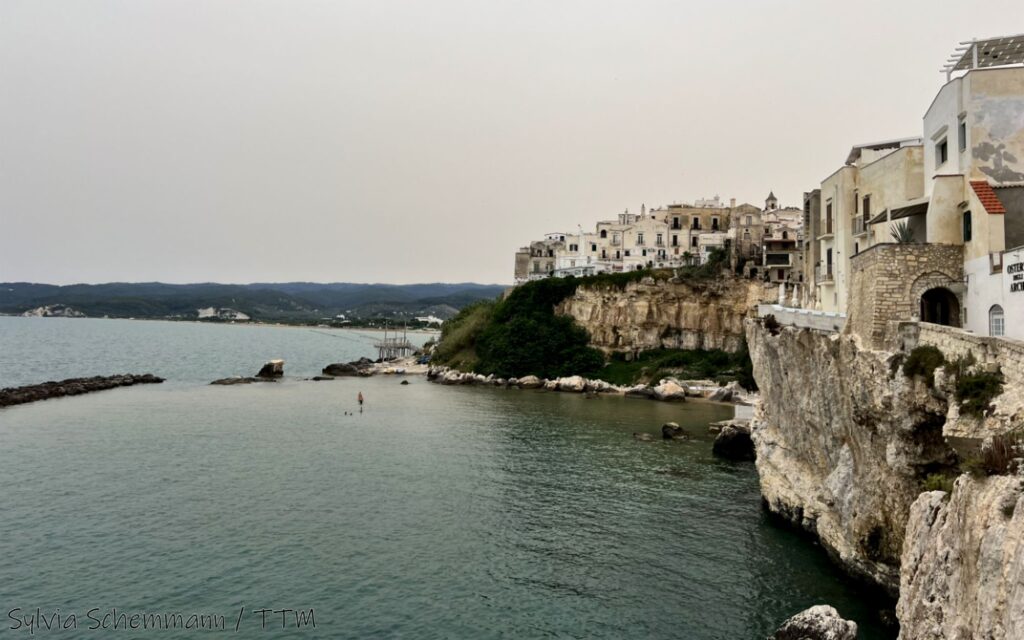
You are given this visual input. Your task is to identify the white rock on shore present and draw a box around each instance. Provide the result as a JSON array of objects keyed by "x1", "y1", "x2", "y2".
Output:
[{"x1": 770, "y1": 605, "x2": 857, "y2": 640}]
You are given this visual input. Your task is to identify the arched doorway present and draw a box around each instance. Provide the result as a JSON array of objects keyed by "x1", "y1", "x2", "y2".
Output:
[{"x1": 920, "y1": 287, "x2": 961, "y2": 327}]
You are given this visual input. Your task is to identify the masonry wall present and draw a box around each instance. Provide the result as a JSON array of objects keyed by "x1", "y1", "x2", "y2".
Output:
[{"x1": 846, "y1": 243, "x2": 964, "y2": 348}]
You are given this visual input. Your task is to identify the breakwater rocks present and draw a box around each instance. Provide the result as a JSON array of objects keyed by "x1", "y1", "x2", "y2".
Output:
[
  {"x1": 0, "y1": 374, "x2": 164, "y2": 407},
  {"x1": 426, "y1": 366, "x2": 750, "y2": 404},
  {"x1": 556, "y1": 277, "x2": 767, "y2": 353}
]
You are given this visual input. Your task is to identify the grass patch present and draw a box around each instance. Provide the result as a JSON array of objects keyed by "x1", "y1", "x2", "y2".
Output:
[
  {"x1": 903, "y1": 345, "x2": 946, "y2": 387},
  {"x1": 955, "y1": 369, "x2": 1004, "y2": 417}
]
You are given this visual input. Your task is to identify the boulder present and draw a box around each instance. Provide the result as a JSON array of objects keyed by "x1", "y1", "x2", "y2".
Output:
[
  {"x1": 518, "y1": 375, "x2": 543, "y2": 389},
  {"x1": 625, "y1": 384, "x2": 655, "y2": 399},
  {"x1": 256, "y1": 359, "x2": 284, "y2": 379},
  {"x1": 661, "y1": 422, "x2": 688, "y2": 440},
  {"x1": 585, "y1": 379, "x2": 612, "y2": 393},
  {"x1": 322, "y1": 363, "x2": 363, "y2": 377},
  {"x1": 556, "y1": 376, "x2": 587, "y2": 392},
  {"x1": 712, "y1": 423, "x2": 755, "y2": 461},
  {"x1": 707, "y1": 386, "x2": 733, "y2": 403},
  {"x1": 771, "y1": 605, "x2": 857, "y2": 640},
  {"x1": 544, "y1": 379, "x2": 558, "y2": 390},
  {"x1": 440, "y1": 370, "x2": 464, "y2": 385},
  {"x1": 400, "y1": 380, "x2": 410, "y2": 385},
  {"x1": 653, "y1": 380, "x2": 687, "y2": 402},
  {"x1": 633, "y1": 432, "x2": 655, "y2": 442}
]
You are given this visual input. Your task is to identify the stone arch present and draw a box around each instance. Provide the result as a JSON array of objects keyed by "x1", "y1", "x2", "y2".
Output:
[{"x1": 910, "y1": 271, "x2": 962, "y2": 327}]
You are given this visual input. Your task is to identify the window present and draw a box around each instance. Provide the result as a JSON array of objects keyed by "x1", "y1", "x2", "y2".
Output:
[
  {"x1": 777, "y1": 269, "x2": 784, "y2": 281},
  {"x1": 656, "y1": 233, "x2": 663, "y2": 245},
  {"x1": 854, "y1": 242, "x2": 859, "y2": 255},
  {"x1": 624, "y1": 250, "x2": 630, "y2": 257},
  {"x1": 691, "y1": 217, "x2": 701, "y2": 230},
  {"x1": 782, "y1": 231, "x2": 789, "y2": 240},
  {"x1": 958, "y1": 117, "x2": 967, "y2": 152},
  {"x1": 936, "y1": 138, "x2": 948, "y2": 167},
  {"x1": 863, "y1": 195, "x2": 871, "y2": 219},
  {"x1": 963, "y1": 210, "x2": 972, "y2": 242},
  {"x1": 691, "y1": 237, "x2": 698, "y2": 248},
  {"x1": 672, "y1": 217, "x2": 681, "y2": 230},
  {"x1": 672, "y1": 234, "x2": 678, "y2": 247},
  {"x1": 591, "y1": 243, "x2": 597, "y2": 252},
  {"x1": 615, "y1": 250, "x2": 621, "y2": 259},
  {"x1": 637, "y1": 232, "x2": 644, "y2": 245},
  {"x1": 745, "y1": 215, "x2": 752, "y2": 226},
  {"x1": 990, "y1": 305, "x2": 1005, "y2": 337},
  {"x1": 600, "y1": 229, "x2": 607, "y2": 238},
  {"x1": 711, "y1": 217, "x2": 719, "y2": 231}
]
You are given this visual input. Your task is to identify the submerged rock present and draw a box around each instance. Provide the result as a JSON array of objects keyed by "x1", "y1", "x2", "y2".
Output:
[
  {"x1": 400, "y1": 380, "x2": 410, "y2": 385},
  {"x1": 211, "y1": 377, "x2": 259, "y2": 385},
  {"x1": 711, "y1": 423, "x2": 755, "y2": 461},
  {"x1": 632, "y1": 432, "x2": 655, "y2": 442},
  {"x1": 771, "y1": 605, "x2": 857, "y2": 640},
  {"x1": 311, "y1": 375, "x2": 334, "y2": 381},
  {"x1": 661, "y1": 422, "x2": 688, "y2": 440}
]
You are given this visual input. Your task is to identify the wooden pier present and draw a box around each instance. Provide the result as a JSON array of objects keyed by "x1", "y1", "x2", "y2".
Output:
[{"x1": 374, "y1": 325, "x2": 414, "y2": 360}]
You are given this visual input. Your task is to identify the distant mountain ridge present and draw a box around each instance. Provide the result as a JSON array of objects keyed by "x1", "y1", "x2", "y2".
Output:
[{"x1": 0, "y1": 281, "x2": 508, "y2": 322}]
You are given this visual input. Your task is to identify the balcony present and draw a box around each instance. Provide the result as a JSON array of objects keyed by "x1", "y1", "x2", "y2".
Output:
[
  {"x1": 815, "y1": 264, "x2": 834, "y2": 283},
  {"x1": 853, "y1": 217, "x2": 868, "y2": 236}
]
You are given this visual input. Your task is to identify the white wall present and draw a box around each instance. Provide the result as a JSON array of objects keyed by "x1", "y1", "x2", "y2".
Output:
[{"x1": 1002, "y1": 247, "x2": 1024, "y2": 341}]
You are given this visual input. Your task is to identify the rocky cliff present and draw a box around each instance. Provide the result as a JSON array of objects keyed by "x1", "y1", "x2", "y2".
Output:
[
  {"x1": 746, "y1": 319, "x2": 1024, "y2": 638},
  {"x1": 746, "y1": 322, "x2": 957, "y2": 595},
  {"x1": 557, "y1": 277, "x2": 765, "y2": 353},
  {"x1": 899, "y1": 476, "x2": 1024, "y2": 640}
]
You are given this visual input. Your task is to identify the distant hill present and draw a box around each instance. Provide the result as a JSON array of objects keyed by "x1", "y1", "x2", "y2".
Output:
[{"x1": 0, "y1": 282, "x2": 508, "y2": 323}]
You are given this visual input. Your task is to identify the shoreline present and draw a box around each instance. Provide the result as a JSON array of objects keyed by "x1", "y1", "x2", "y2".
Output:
[{"x1": 2, "y1": 315, "x2": 441, "y2": 335}]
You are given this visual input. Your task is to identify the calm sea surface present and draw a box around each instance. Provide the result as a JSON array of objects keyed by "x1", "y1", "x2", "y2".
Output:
[{"x1": 0, "y1": 317, "x2": 893, "y2": 639}]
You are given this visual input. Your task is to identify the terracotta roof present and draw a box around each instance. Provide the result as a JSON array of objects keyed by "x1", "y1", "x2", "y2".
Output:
[{"x1": 970, "y1": 180, "x2": 1006, "y2": 214}]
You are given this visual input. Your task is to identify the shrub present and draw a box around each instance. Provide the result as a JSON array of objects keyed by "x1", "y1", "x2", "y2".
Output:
[
  {"x1": 432, "y1": 300, "x2": 495, "y2": 370},
  {"x1": 922, "y1": 473, "x2": 955, "y2": 493},
  {"x1": 903, "y1": 345, "x2": 946, "y2": 387},
  {"x1": 962, "y1": 430, "x2": 1022, "y2": 476},
  {"x1": 763, "y1": 314, "x2": 781, "y2": 336},
  {"x1": 955, "y1": 369, "x2": 1004, "y2": 417}
]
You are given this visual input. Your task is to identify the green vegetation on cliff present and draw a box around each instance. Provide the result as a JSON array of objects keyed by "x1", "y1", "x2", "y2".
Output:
[{"x1": 593, "y1": 344, "x2": 756, "y2": 389}]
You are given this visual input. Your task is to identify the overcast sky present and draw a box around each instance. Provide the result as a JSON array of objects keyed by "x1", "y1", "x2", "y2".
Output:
[{"x1": 2, "y1": 1, "x2": 1021, "y2": 285}]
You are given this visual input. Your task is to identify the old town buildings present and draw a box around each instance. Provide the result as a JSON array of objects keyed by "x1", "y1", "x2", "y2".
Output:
[{"x1": 514, "y1": 194, "x2": 804, "y2": 284}]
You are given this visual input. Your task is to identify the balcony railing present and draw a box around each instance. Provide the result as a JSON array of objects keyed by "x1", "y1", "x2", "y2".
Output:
[
  {"x1": 853, "y1": 217, "x2": 867, "y2": 235},
  {"x1": 815, "y1": 264, "x2": 834, "y2": 282}
]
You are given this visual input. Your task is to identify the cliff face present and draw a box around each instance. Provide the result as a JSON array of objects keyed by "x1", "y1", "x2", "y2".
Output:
[
  {"x1": 899, "y1": 477, "x2": 1024, "y2": 640},
  {"x1": 557, "y1": 278, "x2": 765, "y2": 353},
  {"x1": 745, "y1": 322, "x2": 957, "y2": 595}
]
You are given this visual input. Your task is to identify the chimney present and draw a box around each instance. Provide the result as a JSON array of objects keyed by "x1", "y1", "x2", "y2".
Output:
[{"x1": 729, "y1": 197, "x2": 736, "y2": 208}]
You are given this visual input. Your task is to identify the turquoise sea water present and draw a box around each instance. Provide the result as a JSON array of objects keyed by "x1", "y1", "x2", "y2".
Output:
[{"x1": 0, "y1": 317, "x2": 894, "y2": 638}]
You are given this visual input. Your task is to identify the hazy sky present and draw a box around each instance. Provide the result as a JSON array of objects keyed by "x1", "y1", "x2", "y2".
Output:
[{"x1": 2, "y1": 1, "x2": 1022, "y2": 285}]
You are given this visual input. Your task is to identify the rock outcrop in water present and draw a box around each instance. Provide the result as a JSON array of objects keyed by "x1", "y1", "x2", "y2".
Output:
[
  {"x1": 711, "y1": 422, "x2": 755, "y2": 461},
  {"x1": 323, "y1": 358, "x2": 374, "y2": 377},
  {"x1": 556, "y1": 278, "x2": 766, "y2": 354},
  {"x1": 770, "y1": 605, "x2": 858, "y2": 640},
  {"x1": 1, "y1": 374, "x2": 164, "y2": 407}
]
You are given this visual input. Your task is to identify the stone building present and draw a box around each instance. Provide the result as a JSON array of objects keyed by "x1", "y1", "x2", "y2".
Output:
[{"x1": 823, "y1": 35, "x2": 1024, "y2": 343}]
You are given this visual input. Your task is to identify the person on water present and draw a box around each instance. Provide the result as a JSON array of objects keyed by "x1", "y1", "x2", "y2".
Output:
[{"x1": 357, "y1": 391, "x2": 364, "y2": 412}]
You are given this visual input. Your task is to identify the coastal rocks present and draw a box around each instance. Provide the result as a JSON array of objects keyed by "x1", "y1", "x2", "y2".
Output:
[
  {"x1": 210, "y1": 377, "x2": 261, "y2": 385},
  {"x1": 770, "y1": 605, "x2": 858, "y2": 640},
  {"x1": 322, "y1": 358, "x2": 374, "y2": 377},
  {"x1": 1, "y1": 374, "x2": 164, "y2": 407},
  {"x1": 661, "y1": 422, "x2": 688, "y2": 440},
  {"x1": 712, "y1": 422, "x2": 755, "y2": 461},
  {"x1": 517, "y1": 375, "x2": 543, "y2": 389},
  {"x1": 897, "y1": 476, "x2": 1024, "y2": 640},
  {"x1": 652, "y1": 380, "x2": 687, "y2": 402},
  {"x1": 311, "y1": 376, "x2": 334, "y2": 381},
  {"x1": 746, "y1": 320, "x2": 957, "y2": 595},
  {"x1": 625, "y1": 384, "x2": 655, "y2": 399},
  {"x1": 708, "y1": 386, "x2": 733, "y2": 403},
  {"x1": 633, "y1": 432, "x2": 655, "y2": 442},
  {"x1": 555, "y1": 376, "x2": 587, "y2": 392},
  {"x1": 555, "y1": 278, "x2": 766, "y2": 354},
  {"x1": 256, "y1": 359, "x2": 284, "y2": 379}
]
